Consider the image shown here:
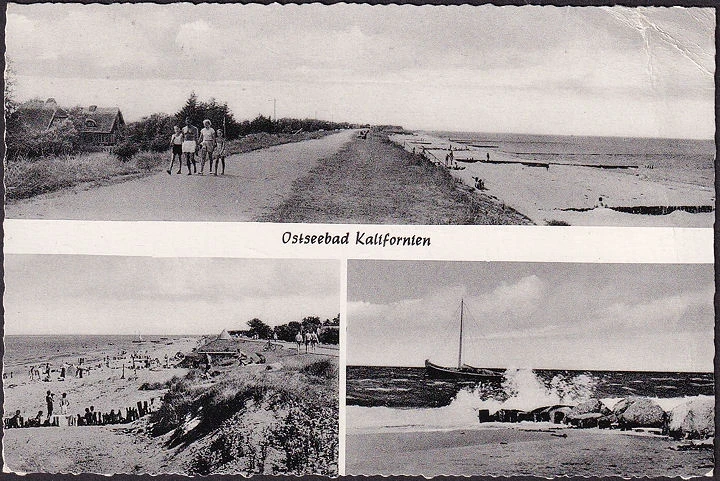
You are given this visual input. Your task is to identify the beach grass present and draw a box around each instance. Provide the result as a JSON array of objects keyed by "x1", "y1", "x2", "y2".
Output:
[
  {"x1": 264, "y1": 130, "x2": 533, "y2": 225},
  {"x1": 150, "y1": 358, "x2": 338, "y2": 475}
]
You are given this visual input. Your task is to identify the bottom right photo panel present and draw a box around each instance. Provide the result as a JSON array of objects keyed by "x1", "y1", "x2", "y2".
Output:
[{"x1": 345, "y1": 260, "x2": 714, "y2": 478}]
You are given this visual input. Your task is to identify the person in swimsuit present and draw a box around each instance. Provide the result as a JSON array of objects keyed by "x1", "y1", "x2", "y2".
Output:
[
  {"x1": 60, "y1": 392, "x2": 69, "y2": 415},
  {"x1": 168, "y1": 126, "x2": 184, "y2": 174},
  {"x1": 214, "y1": 129, "x2": 226, "y2": 176},
  {"x1": 198, "y1": 119, "x2": 216, "y2": 175},
  {"x1": 295, "y1": 331, "x2": 303, "y2": 354},
  {"x1": 182, "y1": 118, "x2": 199, "y2": 175}
]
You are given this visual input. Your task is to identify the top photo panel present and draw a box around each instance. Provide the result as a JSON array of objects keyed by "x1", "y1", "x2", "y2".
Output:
[{"x1": 5, "y1": 4, "x2": 715, "y2": 226}]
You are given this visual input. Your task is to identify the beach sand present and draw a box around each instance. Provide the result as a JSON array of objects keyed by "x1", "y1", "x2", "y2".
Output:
[
  {"x1": 392, "y1": 134, "x2": 714, "y2": 227},
  {"x1": 3, "y1": 336, "x2": 338, "y2": 474},
  {"x1": 346, "y1": 425, "x2": 714, "y2": 477}
]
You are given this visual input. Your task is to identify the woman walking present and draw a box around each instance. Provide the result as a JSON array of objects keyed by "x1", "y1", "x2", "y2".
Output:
[
  {"x1": 168, "y1": 126, "x2": 184, "y2": 174},
  {"x1": 198, "y1": 119, "x2": 216, "y2": 175}
]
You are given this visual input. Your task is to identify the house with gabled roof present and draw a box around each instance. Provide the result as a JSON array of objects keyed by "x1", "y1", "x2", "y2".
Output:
[
  {"x1": 16, "y1": 98, "x2": 69, "y2": 131},
  {"x1": 76, "y1": 105, "x2": 125, "y2": 146}
]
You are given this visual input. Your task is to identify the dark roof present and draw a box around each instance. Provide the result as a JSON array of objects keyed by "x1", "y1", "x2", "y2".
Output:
[
  {"x1": 197, "y1": 339, "x2": 246, "y2": 355},
  {"x1": 17, "y1": 101, "x2": 69, "y2": 131},
  {"x1": 78, "y1": 107, "x2": 124, "y2": 134}
]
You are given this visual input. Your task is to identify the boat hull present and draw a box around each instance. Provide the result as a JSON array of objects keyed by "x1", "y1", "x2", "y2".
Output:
[{"x1": 425, "y1": 360, "x2": 504, "y2": 381}]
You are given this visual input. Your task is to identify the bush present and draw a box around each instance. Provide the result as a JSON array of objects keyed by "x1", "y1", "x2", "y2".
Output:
[
  {"x1": 135, "y1": 151, "x2": 163, "y2": 171},
  {"x1": 114, "y1": 141, "x2": 139, "y2": 162},
  {"x1": 7, "y1": 120, "x2": 80, "y2": 159},
  {"x1": 300, "y1": 359, "x2": 337, "y2": 382},
  {"x1": 318, "y1": 328, "x2": 338, "y2": 345}
]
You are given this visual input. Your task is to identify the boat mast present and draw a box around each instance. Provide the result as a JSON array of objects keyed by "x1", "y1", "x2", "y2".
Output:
[{"x1": 458, "y1": 298, "x2": 464, "y2": 369}]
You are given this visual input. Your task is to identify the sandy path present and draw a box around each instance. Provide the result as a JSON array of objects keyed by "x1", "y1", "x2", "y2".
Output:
[
  {"x1": 5, "y1": 130, "x2": 356, "y2": 221},
  {"x1": 392, "y1": 134, "x2": 714, "y2": 227},
  {"x1": 346, "y1": 426, "x2": 713, "y2": 477}
]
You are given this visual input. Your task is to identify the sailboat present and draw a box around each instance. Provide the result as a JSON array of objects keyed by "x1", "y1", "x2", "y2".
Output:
[{"x1": 425, "y1": 299, "x2": 504, "y2": 381}]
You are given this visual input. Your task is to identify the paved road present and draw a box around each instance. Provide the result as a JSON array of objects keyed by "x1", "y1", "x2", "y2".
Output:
[{"x1": 6, "y1": 130, "x2": 356, "y2": 221}]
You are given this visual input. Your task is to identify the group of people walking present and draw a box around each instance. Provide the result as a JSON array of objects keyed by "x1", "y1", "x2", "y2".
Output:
[
  {"x1": 295, "y1": 329, "x2": 320, "y2": 353},
  {"x1": 169, "y1": 118, "x2": 227, "y2": 176}
]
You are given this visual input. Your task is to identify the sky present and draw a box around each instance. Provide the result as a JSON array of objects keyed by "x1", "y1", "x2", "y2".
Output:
[
  {"x1": 4, "y1": 255, "x2": 340, "y2": 335},
  {"x1": 347, "y1": 261, "x2": 714, "y2": 372},
  {"x1": 6, "y1": 4, "x2": 715, "y2": 138}
]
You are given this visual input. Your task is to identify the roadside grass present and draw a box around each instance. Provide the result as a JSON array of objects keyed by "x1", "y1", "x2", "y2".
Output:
[{"x1": 5, "y1": 150, "x2": 166, "y2": 200}]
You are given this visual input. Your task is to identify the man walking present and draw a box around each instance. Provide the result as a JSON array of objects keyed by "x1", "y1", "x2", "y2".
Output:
[{"x1": 182, "y1": 118, "x2": 200, "y2": 175}]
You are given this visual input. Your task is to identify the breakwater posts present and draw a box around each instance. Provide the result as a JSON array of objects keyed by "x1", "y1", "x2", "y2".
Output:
[{"x1": 4, "y1": 398, "x2": 157, "y2": 429}]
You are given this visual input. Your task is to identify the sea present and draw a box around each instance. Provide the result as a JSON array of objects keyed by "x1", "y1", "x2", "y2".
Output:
[
  {"x1": 347, "y1": 366, "x2": 714, "y2": 432},
  {"x1": 3, "y1": 334, "x2": 196, "y2": 371},
  {"x1": 426, "y1": 131, "x2": 716, "y2": 171}
]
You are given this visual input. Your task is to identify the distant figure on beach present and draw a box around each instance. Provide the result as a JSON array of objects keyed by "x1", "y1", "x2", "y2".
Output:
[
  {"x1": 182, "y1": 118, "x2": 199, "y2": 175},
  {"x1": 60, "y1": 392, "x2": 69, "y2": 415},
  {"x1": 487, "y1": 152, "x2": 490, "y2": 161},
  {"x1": 84, "y1": 407, "x2": 92, "y2": 425},
  {"x1": 30, "y1": 411, "x2": 43, "y2": 427},
  {"x1": 198, "y1": 119, "x2": 216, "y2": 175},
  {"x1": 295, "y1": 331, "x2": 303, "y2": 353},
  {"x1": 45, "y1": 390, "x2": 54, "y2": 421},
  {"x1": 446, "y1": 150, "x2": 454, "y2": 167},
  {"x1": 214, "y1": 129, "x2": 226, "y2": 175},
  {"x1": 168, "y1": 126, "x2": 184, "y2": 175},
  {"x1": 310, "y1": 331, "x2": 318, "y2": 352},
  {"x1": 29, "y1": 365, "x2": 35, "y2": 380},
  {"x1": 596, "y1": 196, "x2": 607, "y2": 208},
  {"x1": 7, "y1": 410, "x2": 22, "y2": 428},
  {"x1": 59, "y1": 366, "x2": 66, "y2": 381}
]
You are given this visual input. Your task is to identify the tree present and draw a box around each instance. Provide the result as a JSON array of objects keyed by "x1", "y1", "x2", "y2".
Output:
[
  {"x1": 246, "y1": 318, "x2": 273, "y2": 339},
  {"x1": 301, "y1": 316, "x2": 322, "y2": 332},
  {"x1": 273, "y1": 321, "x2": 302, "y2": 342},
  {"x1": 175, "y1": 92, "x2": 241, "y2": 139},
  {"x1": 323, "y1": 314, "x2": 340, "y2": 326},
  {"x1": 125, "y1": 113, "x2": 175, "y2": 151}
]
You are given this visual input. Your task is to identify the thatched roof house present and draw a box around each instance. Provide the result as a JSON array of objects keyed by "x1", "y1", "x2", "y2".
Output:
[
  {"x1": 16, "y1": 98, "x2": 69, "y2": 131},
  {"x1": 76, "y1": 105, "x2": 125, "y2": 146}
]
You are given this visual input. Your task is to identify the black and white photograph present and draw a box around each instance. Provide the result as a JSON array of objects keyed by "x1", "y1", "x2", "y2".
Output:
[
  {"x1": 346, "y1": 260, "x2": 714, "y2": 477},
  {"x1": 3, "y1": 255, "x2": 340, "y2": 475},
  {"x1": 4, "y1": 4, "x2": 714, "y2": 225}
]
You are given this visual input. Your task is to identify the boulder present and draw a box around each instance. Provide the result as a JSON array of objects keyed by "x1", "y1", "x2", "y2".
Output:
[
  {"x1": 597, "y1": 414, "x2": 618, "y2": 429},
  {"x1": 612, "y1": 398, "x2": 632, "y2": 416},
  {"x1": 666, "y1": 397, "x2": 714, "y2": 440},
  {"x1": 530, "y1": 405, "x2": 573, "y2": 422},
  {"x1": 477, "y1": 409, "x2": 492, "y2": 423},
  {"x1": 494, "y1": 409, "x2": 524, "y2": 423},
  {"x1": 618, "y1": 398, "x2": 665, "y2": 429},
  {"x1": 549, "y1": 406, "x2": 573, "y2": 424},
  {"x1": 570, "y1": 398, "x2": 606, "y2": 416},
  {"x1": 568, "y1": 412, "x2": 603, "y2": 428}
]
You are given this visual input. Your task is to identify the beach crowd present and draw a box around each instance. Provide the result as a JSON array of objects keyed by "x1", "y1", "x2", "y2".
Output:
[{"x1": 168, "y1": 118, "x2": 227, "y2": 176}]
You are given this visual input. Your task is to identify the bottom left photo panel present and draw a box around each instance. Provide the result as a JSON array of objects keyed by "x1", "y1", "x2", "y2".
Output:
[{"x1": 3, "y1": 255, "x2": 340, "y2": 476}]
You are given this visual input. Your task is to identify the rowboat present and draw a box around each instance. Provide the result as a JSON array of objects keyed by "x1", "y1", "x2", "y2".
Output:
[{"x1": 425, "y1": 299, "x2": 504, "y2": 382}]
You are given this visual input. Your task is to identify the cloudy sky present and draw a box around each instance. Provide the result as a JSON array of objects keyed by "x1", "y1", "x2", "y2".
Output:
[
  {"x1": 347, "y1": 261, "x2": 714, "y2": 372},
  {"x1": 6, "y1": 4, "x2": 714, "y2": 138},
  {"x1": 5, "y1": 255, "x2": 339, "y2": 335}
]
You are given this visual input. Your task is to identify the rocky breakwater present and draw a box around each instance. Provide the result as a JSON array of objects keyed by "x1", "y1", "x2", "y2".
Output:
[{"x1": 479, "y1": 396, "x2": 714, "y2": 441}]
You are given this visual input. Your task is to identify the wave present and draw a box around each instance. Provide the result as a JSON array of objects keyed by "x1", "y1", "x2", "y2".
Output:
[{"x1": 347, "y1": 369, "x2": 713, "y2": 433}]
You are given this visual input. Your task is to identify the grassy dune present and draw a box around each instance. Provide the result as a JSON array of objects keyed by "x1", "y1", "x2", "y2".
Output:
[
  {"x1": 150, "y1": 357, "x2": 338, "y2": 476},
  {"x1": 265, "y1": 130, "x2": 532, "y2": 224}
]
